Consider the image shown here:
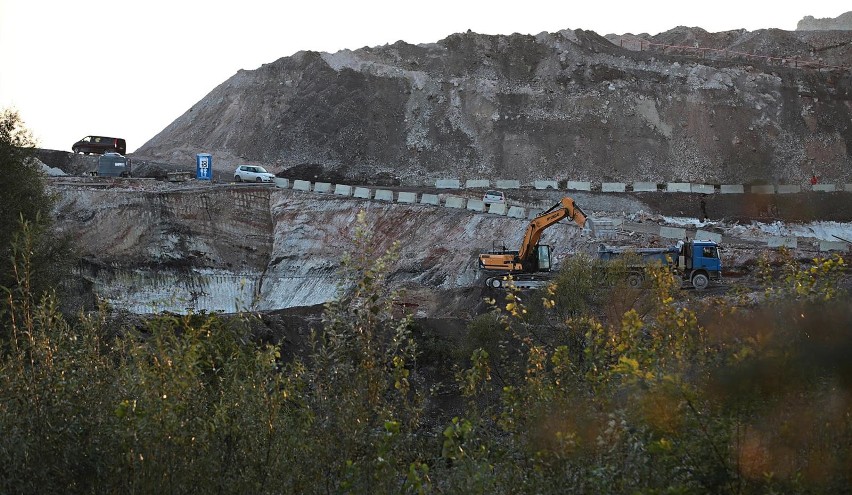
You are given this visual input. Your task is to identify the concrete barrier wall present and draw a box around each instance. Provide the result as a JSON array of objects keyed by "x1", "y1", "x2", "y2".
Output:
[
  {"x1": 819, "y1": 241, "x2": 849, "y2": 252},
  {"x1": 666, "y1": 182, "x2": 691, "y2": 193},
  {"x1": 495, "y1": 180, "x2": 521, "y2": 189},
  {"x1": 812, "y1": 184, "x2": 836, "y2": 192},
  {"x1": 467, "y1": 199, "x2": 486, "y2": 212},
  {"x1": 632, "y1": 182, "x2": 657, "y2": 192},
  {"x1": 374, "y1": 189, "x2": 394, "y2": 201},
  {"x1": 333, "y1": 184, "x2": 353, "y2": 196},
  {"x1": 695, "y1": 230, "x2": 723, "y2": 244},
  {"x1": 527, "y1": 209, "x2": 543, "y2": 220},
  {"x1": 660, "y1": 226, "x2": 687, "y2": 239},
  {"x1": 313, "y1": 182, "x2": 332, "y2": 193},
  {"x1": 436, "y1": 179, "x2": 461, "y2": 189},
  {"x1": 691, "y1": 184, "x2": 714, "y2": 194},
  {"x1": 445, "y1": 196, "x2": 465, "y2": 209},
  {"x1": 767, "y1": 236, "x2": 797, "y2": 248},
  {"x1": 293, "y1": 180, "x2": 311, "y2": 192},
  {"x1": 465, "y1": 179, "x2": 490, "y2": 189},
  {"x1": 601, "y1": 182, "x2": 626, "y2": 193},
  {"x1": 507, "y1": 206, "x2": 526, "y2": 218},
  {"x1": 751, "y1": 185, "x2": 775, "y2": 194},
  {"x1": 534, "y1": 180, "x2": 558, "y2": 190},
  {"x1": 420, "y1": 193, "x2": 439, "y2": 205},
  {"x1": 777, "y1": 185, "x2": 801, "y2": 194},
  {"x1": 720, "y1": 184, "x2": 745, "y2": 194},
  {"x1": 274, "y1": 178, "x2": 290, "y2": 188},
  {"x1": 845, "y1": 184, "x2": 852, "y2": 192},
  {"x1": 353, "y1": 187, "x2": 372, "y2": 199},
  {"x1": 397, "y1": 192, "x2": 417, "y2": 203},
  {"x1": 566, "y1": 181, "x2": 591, "y2": 191},
  {"x1": 488, "y1": 203, "x2": 507, "y2": 215}
]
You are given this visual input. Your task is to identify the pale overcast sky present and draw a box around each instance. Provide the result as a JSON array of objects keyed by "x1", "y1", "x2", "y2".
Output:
[{"x1": 0, "y1": 0, "x2": 848, "y2": 153}]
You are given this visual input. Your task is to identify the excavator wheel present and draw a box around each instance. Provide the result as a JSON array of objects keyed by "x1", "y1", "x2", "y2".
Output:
[
  {"x1": 488, "y1": 277, "x2": 503, "y2": 289},
  {"x1": 626, "y1": 272, "x2": 644, "y2": 289}
]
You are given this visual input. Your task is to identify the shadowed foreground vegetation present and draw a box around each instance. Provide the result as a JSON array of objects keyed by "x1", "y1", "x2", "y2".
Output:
[{"x1": 1, "y1": 212, "x2": 850, "y2": 494}]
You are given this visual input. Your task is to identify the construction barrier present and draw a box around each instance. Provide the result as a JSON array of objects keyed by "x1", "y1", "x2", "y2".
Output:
[
  {"x1": 695, "y1": 230, "x2": 723, "y2": 244},
  {"x1": 720, "y1": 184, "x2": 745, "y2": 194},
  {"x1": 507, "y1": 206, "x2": 526, "y2": 218},
  {"x1": 767, "y1": 236, "x2": 797, "y2": 249},
  {"x1": 534, "y1": 180, "x2": 558, "y2": 190},
  {"x1": 374, "y1": 190, "x2": 394, "y2": 201},
  {"x1": 488, "y1": 203, "x2": 507, "y2": 215},
  {"x1": 751, "y1": 185, "x2": 775, "y2": 194},
  {"x1": 601, "y1": 183, "x2": 626, "y2": 193},
  {"x1": 632, "y1": 182, "x2": 657, "y2": 192},
  {"x1": 495, "y1": 179, "x2": 521, "y2": 189},
  {"x1": 333, "y1": 184, "x2": 353, "y2": 196},
  {"x1": 397, "y1": 192, "x2": 417, "y2": 203},
  {"x1": 444, "y1": 196, "x2": 465, "y2": 209},
  {"x1": 777, "y1": 185, "x2": 801, "y2": 194},
  {"x1": 691, "y1": 184, "x2": 714, "y2": 194},
  {"x1": 313, "y1": 182, "x2": 332, "y2": 193},
  {"x1": 293, "y1": 180, "x2": 311, "y2": 192},
  {"x1": 274, "y1": 178, "x2": 290, "y2": 189},
  {"x1": 812, "y1": 184, "x2": 836, "y2": 192},
  {"x1": 353, "y1": 187, "x2": 372, "y2": 199},
  {"x1": 666, "y1": 182, "x2": 691, "y2": 193},
  {"x1": 467, "y1": 199, "x2": 486, "y2": 212},
  {"x1": 819, "y1": 240, "x2": 849, "y2": 252},
  {"x1": 420, "y1": 193, "x2": 440, "y2": 205},
  {"x1": 527, "y1": 209, "x2": 543, "y2": 220},
  {"x1": 660, "y1": 226, "x2": 687, "y2": 239},
  {"x1": 465, "y1": 179, "x2": 490, "y2": 189},
  {"x1": 566, "y1": 181, "x2": 591, "y2": 191},
  {"x1": 436, "y1": 179, "x2": 461, "y2": 189}
]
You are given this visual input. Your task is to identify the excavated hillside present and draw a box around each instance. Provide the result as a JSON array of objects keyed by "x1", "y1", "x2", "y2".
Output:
[{"x1": 134, "y1": 26, "x2": 852, "y2": 186}]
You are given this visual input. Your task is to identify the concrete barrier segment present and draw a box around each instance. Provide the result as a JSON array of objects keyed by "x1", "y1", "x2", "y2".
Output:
[
  {"x1": 777, "y1": 185, "x2": 801, "y2": 194},
  {"x1": 465, "y1": 179, "x2": 490, "y2": 189},
  {"x1": 691, "y1": 184, "x2": 714, "y2": 194},
  {"x1": 397, "y1": 192, "x2": 417, "y2": 203},
  {"x1": 313, "y1": 182, "x2": 332, "y2": 193},
  {"x1": 374, "y1": 189, "x2": 394, "y2": 201},
  {"x1": 333, "y1": 184, "x2": 353, "y2": 196},
  {"x1": 751, "y1": 185, "x2": 775, "y2": 194},
  {"x1": 720, "y1": 184, "x2": 745, "y2": 194},
  {"x1": 495, "y1": 180, "x2": 521, "y2": 189},
  {"x1": 487, "y1": 203, "x2": 507, "y2": 215},
  {"x1": 601, "y1": 183, "x2": 626, "y2": 193},
  {"x1": 467, "y1": 199, "x2": 486, "y2": 212},
  {"x1": 566, "y1": 181, "x2": 591, "y2": 191},
  {"x1": 666, "y1": 182, "x2": 691, "y2": 192},
  {"x1": 819, "y1": 240, "x2": 849, "y2": 252},
  {"x1": 273, "y1": 178, "x2": 290, "y2": 189},
  {"x1": 767, "y1": 236, "x2": 797, "y2": 249},
  {"x1": 436, "y1": 179, "x2": 461, "y2": 189},
  {"x1": 533, "y1": 180, "x2": 558, "y2": 190},
  {"x1": 507, "y1": 206, "x2": 526, "y2": 218},
  {"x1": 695, "y1": 230, "x2": 723, "y2": 244},
  {"x1": 812, "y1": 184, "x2": 836, "y2": 192},
  {"x1": 293, "y1": 180, "x2": 311, "y2": 192},
  {"x1": 632, "y1": 182, "x2": 657, "y2": 192},
  {"x1": 353, "y1": 187, "x2": 372, "y2": 199},
  {"x1": 419, "y1": 193, "x2": 440, "y2": 205},
  {"x1": 444, "y1": 196, "x2": 466, "y2": 209}
]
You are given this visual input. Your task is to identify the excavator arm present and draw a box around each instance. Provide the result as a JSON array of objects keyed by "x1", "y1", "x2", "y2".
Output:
[{"x1": 478, "y1": 197, "x2": 588, "y2": 274}]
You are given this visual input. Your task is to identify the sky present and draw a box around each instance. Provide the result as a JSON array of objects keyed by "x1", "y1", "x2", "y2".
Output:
[{"x1": 1, "y1": 1, "x2": 849, "y2": 154}]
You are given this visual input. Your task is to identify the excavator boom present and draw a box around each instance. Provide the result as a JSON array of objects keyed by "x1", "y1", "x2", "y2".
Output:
[{"x1": 478, "y1": 197, "x2": 588, "y2": 275}]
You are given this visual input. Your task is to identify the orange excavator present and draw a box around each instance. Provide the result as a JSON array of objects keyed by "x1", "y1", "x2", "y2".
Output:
[{"x1": 478, "y1": 197, "x2": 590, "y2": 288}]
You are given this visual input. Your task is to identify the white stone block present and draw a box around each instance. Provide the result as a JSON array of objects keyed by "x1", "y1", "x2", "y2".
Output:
[
  {"x1": 720, "y1": 184, "x2": 745, "y2": 194},
  {"x1": 695, "y1": 230, "x2": 723, "y2": 244},
  {"x1": 691, "y1": 184, "x2": 714, "y2": 194},
  {"x1": 812, "y1": 184, "x2": 836, "y2": 192},
  {"x1": 819, "y1": 240, "x2": 849, "y2": 252},
  {"x1": 566, "y1": 181, "x2": 591, "y2": 191},
  {"x1": 274, "y1": 178, "x2": 290, "y2": 188},
  {"x1": 776, "y1": 184, "x2": 801, "y2": 194},
  {"x1": 767, "y1": 236, "x2": 797, "y2": 249}
]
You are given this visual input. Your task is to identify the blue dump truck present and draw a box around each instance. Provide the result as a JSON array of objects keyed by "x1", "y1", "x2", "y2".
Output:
[{"x1": 597, "y1": 239, "x2": 722, "y2": 290}]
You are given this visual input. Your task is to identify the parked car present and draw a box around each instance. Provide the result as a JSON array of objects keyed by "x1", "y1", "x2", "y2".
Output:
[
  {"x1": 234, "y1": 165, "x2": 275, "y2": 183},
  {"x1": 72, "y1": 136, "x2": 126, "y2": 155},
  {"x1": 483, "y1": 190, "x2": 506, "y2": 205}
]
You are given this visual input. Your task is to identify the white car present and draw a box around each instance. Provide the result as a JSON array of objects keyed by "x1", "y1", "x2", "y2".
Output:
[
  {"x1": 234, "y1": 165, "x2": 275, "y2": 183},
  {"x1": 482, "y1": 190, "x2": 506, "y2": 205}
]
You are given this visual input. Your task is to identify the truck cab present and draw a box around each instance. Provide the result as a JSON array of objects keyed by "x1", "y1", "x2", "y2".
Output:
[{"x1": 676, "y1": 239, "x2": 722, "y2": 290}]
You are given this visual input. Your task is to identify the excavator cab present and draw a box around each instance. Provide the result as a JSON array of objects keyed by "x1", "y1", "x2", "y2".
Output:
[{"x1": 534, "y1": 244, "x2": 553, "y2": 271}]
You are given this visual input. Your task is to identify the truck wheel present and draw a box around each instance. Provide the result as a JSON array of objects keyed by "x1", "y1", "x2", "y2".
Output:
[
  {"x1": 627, "y1": 272, "x2": 643, "y2": 289},
  {"x1": 691, "y1": 273, "x2": 709, "y2": 291}
]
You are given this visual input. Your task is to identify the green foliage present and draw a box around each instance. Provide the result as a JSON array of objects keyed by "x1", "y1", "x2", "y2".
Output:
[{"x1": 0, "y1": 109, "x2": 73, "y2": 308}]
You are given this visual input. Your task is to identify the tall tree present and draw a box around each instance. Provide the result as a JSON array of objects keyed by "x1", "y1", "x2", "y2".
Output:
[{"x1": 0, "y1": 109, "x2": 70, "y2": 300}]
